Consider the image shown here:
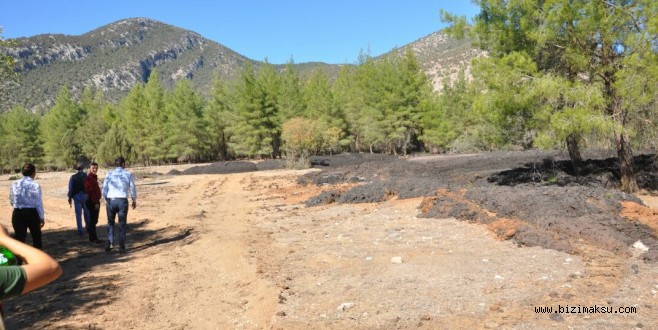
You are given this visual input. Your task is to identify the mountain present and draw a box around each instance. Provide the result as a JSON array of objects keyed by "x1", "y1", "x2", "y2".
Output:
[
  {"x1": 387, "y1": 31, "x2": 483, "y2": 91},
  {"x1": 1, "y1": 18, "x2": 481, "y2": 113}
]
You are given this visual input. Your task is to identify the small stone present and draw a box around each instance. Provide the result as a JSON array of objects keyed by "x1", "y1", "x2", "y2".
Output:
[
  {"x1": 494, "y1": 275, "x2": 504, "y2": 280},
  {"x1": 632, "y1": 240, "x2": 649, "y2": 252},
  {"x1": 337, "y1": 302, "x2": 355, "y2": 310},
  {"x1": 549, "y1": 313, "x2": 564, "y2": 322},
  {"x1": 632, "y1": 264, "x2": 640, "y2": 274},
  {"x1": 276, "y1": 311, "x2": 286, "y2": 316},
  {"x1": 391, "y1": 256, "x2": 403, "y2": 264}
]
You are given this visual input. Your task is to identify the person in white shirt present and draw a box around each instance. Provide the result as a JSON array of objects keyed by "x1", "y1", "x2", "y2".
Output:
[
  {"x1": 9, "y1": 164, "x2": 45, "y2": 249},
  {"x1": 101, "y1": 157, "x2": 137, "y2": 254}
]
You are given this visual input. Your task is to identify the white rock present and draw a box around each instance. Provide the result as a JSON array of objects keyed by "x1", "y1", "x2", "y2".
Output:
[
  {"x1": 632, "y1": 240, "x2": 649, "y2": 252},
  {"x1": 494, "y1": 275, "x2": 504, "y2": 280},
  {"x1": 337, "y1": 302, "x2": 355, "y2": 310},
  {"x1": 391, "y1": 256, "x2": 403, "y2": 264}
]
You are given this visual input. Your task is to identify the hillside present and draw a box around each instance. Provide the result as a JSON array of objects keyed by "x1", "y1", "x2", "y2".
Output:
[{"x1": 1, "y1": 17, "x2": 480, "y2": 113}]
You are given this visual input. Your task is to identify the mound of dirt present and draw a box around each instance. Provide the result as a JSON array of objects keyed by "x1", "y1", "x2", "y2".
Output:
[
  {"x1": 301, "y1": 150, "x2": 658, "y2": 262},
  {"x1": 179, "y1": 161, "x2": 257, "y2": 175}
]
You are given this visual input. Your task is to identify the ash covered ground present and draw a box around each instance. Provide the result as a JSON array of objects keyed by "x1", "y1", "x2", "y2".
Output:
[{"x1": 298, "y1": 150, "x2": 658, "y2": 263}]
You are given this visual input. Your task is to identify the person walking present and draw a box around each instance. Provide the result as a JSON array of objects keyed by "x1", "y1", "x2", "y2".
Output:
[
  {"x1": 9, "y1": 164, "x2": 45, "y2": 250},
  {"x1": 84, "y1": 162, "x2": 102, "y2": 243},
  {"x1": 0, "y1": 224, "x2": 62, "y2": 328},
  {"x1": 101, "y1": 157, "x2": 136, "y2": 253},
  {"x1": 67, "y1": 163, "x2": 89, "y2": 236}
]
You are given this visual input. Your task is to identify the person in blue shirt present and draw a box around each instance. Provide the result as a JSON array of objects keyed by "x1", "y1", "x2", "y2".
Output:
[
  {"x1": 9, "y1": 164, "x2": 45, "y2": 249},
  {"x1": 101, "y1": 157, "x2": 137, "y2": 254},
  {"x1": 67, "y1": 163, "x2": 90, "y2": 236}
]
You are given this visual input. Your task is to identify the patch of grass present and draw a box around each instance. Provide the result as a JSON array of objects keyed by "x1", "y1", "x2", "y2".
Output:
[{"x1": 543, "y1": 177, "x2": 558, "y2": 184}]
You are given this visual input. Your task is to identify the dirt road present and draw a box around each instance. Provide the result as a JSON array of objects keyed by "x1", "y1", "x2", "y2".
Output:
[{"x1": 1, "y1": 166, "x2": 656, "y2": 329}]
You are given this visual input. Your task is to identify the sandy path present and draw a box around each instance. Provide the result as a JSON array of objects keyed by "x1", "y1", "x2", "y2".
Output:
[{"x1": 107, "y1": 173, "x2": 279, "y2": 329}]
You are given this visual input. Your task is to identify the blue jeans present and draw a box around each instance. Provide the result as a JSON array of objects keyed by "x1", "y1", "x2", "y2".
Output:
[
  {"x1": 106, "y1": 198, "x2": 129, "y2": 247},
  {"x1": 73, "y1": 193, "x2": 89, "y2": 235}
]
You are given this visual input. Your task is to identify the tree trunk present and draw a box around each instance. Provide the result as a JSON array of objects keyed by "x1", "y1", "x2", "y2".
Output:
[
  {"x1": 604, "y1": 70, "x2": 638, "y2": 193},
  {"x1": 615, "y1": 131, "x2": 639, "y2": 192},
  {"x1": 566, "y1": 134, "x2": 583, "y2": 176}
]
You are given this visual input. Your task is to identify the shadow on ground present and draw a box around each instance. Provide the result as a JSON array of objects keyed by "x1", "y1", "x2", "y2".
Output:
[{"x1": 3, "y1": 220, "x2": 195, "y2": 329}]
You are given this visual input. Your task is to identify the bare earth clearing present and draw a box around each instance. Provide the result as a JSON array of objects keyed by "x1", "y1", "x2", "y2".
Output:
[{"x1": 0, "y1": 150, "x2": 657, "y2": 329}]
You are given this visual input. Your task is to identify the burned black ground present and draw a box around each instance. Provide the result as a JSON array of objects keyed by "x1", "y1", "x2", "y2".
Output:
[{"x1": 300, "y1": 150, "x2": 658, "y2": 262}]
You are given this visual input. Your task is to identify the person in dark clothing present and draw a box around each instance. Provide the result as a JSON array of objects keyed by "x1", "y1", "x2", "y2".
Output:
[
  {"x1": 84, "y1": 162, "x2": 102, "y2": 243},
  {"x1": 67, "y1": 163, "x2": 89, "y2": 236},
  {"x1": 9, "y1": 163, "x2": 45, "y2": 249}
]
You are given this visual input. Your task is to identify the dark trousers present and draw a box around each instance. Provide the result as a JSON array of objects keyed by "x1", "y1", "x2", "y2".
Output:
[
  {"x1": 12, "y1": 208, "x2": 42, "y2": 249},
  {"x1": 86, "y1": 199, "x2": 100, "y2": 241}
]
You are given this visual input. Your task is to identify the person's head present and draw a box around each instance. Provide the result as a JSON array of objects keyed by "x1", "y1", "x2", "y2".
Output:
[
  {"x1": 75, "y1": 162, "x2": 84, "y2": 171},
  {"x1": 21, "y1": 163, "x2": 36, "y2": 178},
  {"x1": 89, "y1": 162, "x2": 98, "y2": 175},
  {"x1": 115, "y1": 156, "x2": 126, "y2": 168}
]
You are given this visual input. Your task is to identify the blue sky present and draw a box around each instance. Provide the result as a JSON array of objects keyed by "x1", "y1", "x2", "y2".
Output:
[{"x1": 1, "y1": 1, "x2": 479, "y2": 64}]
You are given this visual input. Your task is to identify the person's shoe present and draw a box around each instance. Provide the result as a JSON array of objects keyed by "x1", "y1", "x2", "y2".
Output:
[
  {"x1": 119, "y1": 245, "x2": 126, "y2": 254},
  {"x1": 105, "y1": 244, "x2": 114, "y2": 252}
]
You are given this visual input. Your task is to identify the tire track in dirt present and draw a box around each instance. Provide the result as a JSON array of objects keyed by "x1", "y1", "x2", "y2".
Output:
[{"x1": 120, "y1": 173, "x2": 279, "y2": 329}]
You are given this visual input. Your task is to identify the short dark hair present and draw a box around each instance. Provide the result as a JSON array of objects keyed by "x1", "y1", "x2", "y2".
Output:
[
  {"x1": 21, "y1": 163, "x2": 36, "y2": 177},
  {"x1": 75, "y1": 162, "x2": 84, "y2": 170},
  {"x1": 115, "y1": 156, "x2": 126, "y2": 167},
  {"x1": 90, "y1": 162, "x2": 98, "y2": 167}
]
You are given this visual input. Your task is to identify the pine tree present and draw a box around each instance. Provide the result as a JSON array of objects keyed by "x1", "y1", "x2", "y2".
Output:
[
  {"x1": 122, "y1": 83, "x2": 149, "y2": 163},
  {"x1": 257, "y1": 62, "x2": 283, "y2": 158},
  {"x1": 230, "y1": 62, "x2": 280, "y2": 158},
  {"x1": 279, "y1": 58, "x2": 305, "y2": 122},
  {"x1": 0, "y1": 106, "x2": 43, "y2": 171},
  {"x1": 76, "y1": 86, "x2": 109, "y2": 161},
  {"x1": 385, "y1": 49, "x2": 430, "y2": 155},
  {"x1": 303, "y1": 69, "x2": 347, "y2": 154},
  {"x1": 352, "y1": 54, "x2": 386, "y2": 153},
  {"x1": 420, "y1": 69, "x2": 476, "y2": 152},
  {"x1": 142, "y1": 70, "x2": 168, "y2": 164},
  {"x1": 332, "y1": 65, "x2": 359, "y2": 150},
  {"x1": 164, "y1": 79, "x2": 206, "y2": 162},
  {"x1": 41, "y1": 86, "x2": 85, "y2": 169},
  {"x1": 205, "y1": 76, "x2": 237, "y2": 160}
]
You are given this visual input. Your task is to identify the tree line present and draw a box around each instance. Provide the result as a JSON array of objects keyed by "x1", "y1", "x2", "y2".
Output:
[{"x1": 0, "y1": 49, "x2": 435, "y2": 170}]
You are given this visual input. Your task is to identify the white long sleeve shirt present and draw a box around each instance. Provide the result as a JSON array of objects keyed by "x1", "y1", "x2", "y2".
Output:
[
  {"x1": 10, "y1": 176, "x2": 45, "y2": 220},
  {"x1": 101, "y1": 167, "x2": 137, "y2": 202}
]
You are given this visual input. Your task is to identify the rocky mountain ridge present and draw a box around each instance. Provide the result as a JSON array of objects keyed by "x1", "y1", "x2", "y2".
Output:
[{"x1": 1, "y1": 17, "x2": 480, "y2": 112}]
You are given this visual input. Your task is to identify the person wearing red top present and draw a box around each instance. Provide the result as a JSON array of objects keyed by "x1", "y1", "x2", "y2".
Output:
[{"x1": 84, "y1": 162, "x2": 102, "y2": 243}]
